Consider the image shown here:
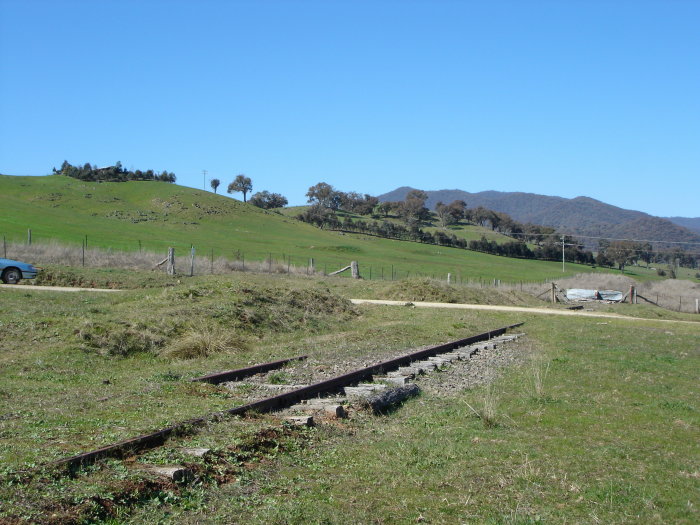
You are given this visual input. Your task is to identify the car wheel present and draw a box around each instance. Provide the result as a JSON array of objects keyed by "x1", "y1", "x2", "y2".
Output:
[{"x1": 1, "y1": 268, "x2": 22, "y2": 284}]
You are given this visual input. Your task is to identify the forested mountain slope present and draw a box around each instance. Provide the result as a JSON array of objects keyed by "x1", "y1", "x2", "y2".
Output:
[{"x1": 379, "y1": 187, "x2": 700, "y2": 246}]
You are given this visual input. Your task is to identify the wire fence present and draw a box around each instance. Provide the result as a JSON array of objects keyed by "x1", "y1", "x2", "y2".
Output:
[
  {"x1": 3, "y1": 237, "x2": 698, "y2": 313},
  {"x1": 1, "y1": 235, "x2": 551, "y2": 287}
]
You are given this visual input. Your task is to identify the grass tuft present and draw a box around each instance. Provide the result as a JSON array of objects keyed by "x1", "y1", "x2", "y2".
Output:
[
  {"x1": 530, "y1": 358, "x2": 550, "y2": 400},
  {"x1": 465, "y1": 382, "x2": 500, "y2": 428},
  {"x1": 160, "y1": 323, "x2": 248, "y2": 360}
]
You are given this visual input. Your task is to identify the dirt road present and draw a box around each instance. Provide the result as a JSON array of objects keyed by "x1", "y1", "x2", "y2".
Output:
[
  {"x1": 0, "y1": 284, "x2": 121, "y2": 293},
  {"x1": 350, "y1": 299, "x2": 700, "y2": 325}
]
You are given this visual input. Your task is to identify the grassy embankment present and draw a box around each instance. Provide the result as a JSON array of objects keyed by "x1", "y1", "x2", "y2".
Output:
[
  {"x1": 0, "y1": 269, "x2": 698, "y2": 523},
  {"x1": 0, "y1": 174, "x2": 618, "y2": 284}
]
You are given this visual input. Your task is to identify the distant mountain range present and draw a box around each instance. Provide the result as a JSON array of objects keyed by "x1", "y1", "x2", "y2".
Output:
[
  {"x1": 378, "y1": 187, "x2": 700, "y2": 248},
  {"x1": 664, "y1": 216, "x2": 700, "y2": 235}
]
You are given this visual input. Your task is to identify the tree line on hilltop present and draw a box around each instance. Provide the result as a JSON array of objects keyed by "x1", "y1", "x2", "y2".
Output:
[{"x1": 54, "y1": 161, "x2": 176, "y2": 183}]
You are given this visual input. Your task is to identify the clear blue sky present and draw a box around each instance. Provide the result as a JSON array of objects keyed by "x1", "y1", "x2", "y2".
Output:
[{"x1": 1, "y1": 0, "x2": 698, "y2": 217}]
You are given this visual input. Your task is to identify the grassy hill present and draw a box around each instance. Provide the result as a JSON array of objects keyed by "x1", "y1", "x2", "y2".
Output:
[
  {"x1": 0, "y1": 174, "x2": 639, "y2": 283},
  {"x1": 281, "y1": 205, "x2": 520, "y2": 245}
]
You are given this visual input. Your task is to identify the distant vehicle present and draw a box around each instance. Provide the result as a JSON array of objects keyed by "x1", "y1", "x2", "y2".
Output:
[{"x1": 0, "y1": 258, "x2": 39, "y2": 284}]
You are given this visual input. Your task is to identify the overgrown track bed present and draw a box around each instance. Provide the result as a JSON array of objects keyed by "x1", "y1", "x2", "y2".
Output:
[
  {"x1": 191, "y1": 355, "x2": 308, "y2": 384},
  {"x1": 45, "y1": 324, "x2": 521, "y2": 473}
]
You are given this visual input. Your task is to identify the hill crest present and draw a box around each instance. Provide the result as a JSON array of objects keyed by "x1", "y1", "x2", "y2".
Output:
[{"x1": 378, "y1": 187, "x2": 700, "y2": 247}]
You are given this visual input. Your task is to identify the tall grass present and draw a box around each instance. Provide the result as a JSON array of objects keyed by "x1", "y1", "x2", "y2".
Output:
[
  {"x1": 530, "y1": 358, "x2": 550, "y2": 399},
  {"x1": 3, "y1": 240, "x2": 321, "y2": 277},
  {"x1": 465, "y1": 382, "x2": 500, "y2": 428},
  {"x1": 161, "y1": 323, "x2": 248, "y2": 360}
]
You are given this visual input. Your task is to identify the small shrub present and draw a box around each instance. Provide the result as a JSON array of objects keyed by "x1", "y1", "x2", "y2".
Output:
[{"x1": 656, "y1": 269, "x2": 666, "y2": 277}]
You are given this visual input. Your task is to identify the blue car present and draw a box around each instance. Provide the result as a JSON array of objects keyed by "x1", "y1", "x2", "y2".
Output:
[{"x1": 0, "y1": 258, "x2": 40, "y2": 284}]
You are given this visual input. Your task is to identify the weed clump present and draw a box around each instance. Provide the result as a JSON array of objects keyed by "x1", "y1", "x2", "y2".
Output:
[
  {"x1": 77, "y1": 320, "x2": 176, "y2": 357},
  {"x1": 465, "y1": 383, "x2": 500, "y2": 428}
]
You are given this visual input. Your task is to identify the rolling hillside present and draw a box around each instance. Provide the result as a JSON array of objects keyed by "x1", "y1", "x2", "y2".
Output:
[
  {"x1": 379, "y1": 187, "x2": 700, "y2": 248},
  {"x1": 1, "y1": 175, "x2": 600, "y2": 283},
  {"x1": 280, "y1": 206, "x2": 520, "y2": 246}
]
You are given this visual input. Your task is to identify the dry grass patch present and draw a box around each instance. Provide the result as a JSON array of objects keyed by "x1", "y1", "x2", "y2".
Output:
[{"x1": 161, "y1": 323, "x2": 248, "y2": 360}]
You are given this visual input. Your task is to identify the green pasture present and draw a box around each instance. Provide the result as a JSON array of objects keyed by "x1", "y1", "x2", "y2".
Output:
[{"x1": 0, "y1": 175, "x2": 598, "y2": 283}]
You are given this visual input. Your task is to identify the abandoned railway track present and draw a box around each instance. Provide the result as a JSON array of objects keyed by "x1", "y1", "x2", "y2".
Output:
[{"x1": 46, "y1": 323, "x2": 523, "y2": 474}]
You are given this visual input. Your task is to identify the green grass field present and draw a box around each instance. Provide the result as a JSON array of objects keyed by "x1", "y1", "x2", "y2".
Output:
[
  {"x1": 0, "y1": 270, "x2": 698, "y2": 523},
  {"x1": 0, "y1": 175, "x2": 607, "y2": 284}
]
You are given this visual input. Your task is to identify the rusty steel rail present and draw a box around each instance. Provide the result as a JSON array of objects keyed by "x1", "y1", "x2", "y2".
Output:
[
  {"x1": 191, "y1": 355, "x2": 308, "y2": 384},
  {"x1": 51, "y1": 323, "x2": 522, "y2": 471}
]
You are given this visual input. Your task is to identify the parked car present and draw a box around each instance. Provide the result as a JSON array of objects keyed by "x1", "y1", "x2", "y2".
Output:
[{"x1": 0, "y1": 258, "x2": 40, "y2": 284}]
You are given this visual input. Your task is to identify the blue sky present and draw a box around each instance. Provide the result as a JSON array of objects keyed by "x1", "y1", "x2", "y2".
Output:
[{"x1": 1, "y1": 0, "x2": 698, "y2": 217}]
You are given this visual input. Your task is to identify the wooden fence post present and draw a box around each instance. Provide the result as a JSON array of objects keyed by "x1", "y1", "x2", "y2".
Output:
[
  {"x1": 351, "y1": 260, "x2": 360, "y2": 279},
  {"x1": 695, "y1": 298, "x2": 699, "y2": 314},
  {"x1": 27, "y1": 228, "x2": 32, "y2": 245},
  {"x1": 190, "y1": 246, "x2": 195, "y2": 277},
  {"x1": 167, "y1": 248, "x2": 176, "y2": 275},
  {"x1": 447, "y1": 273, "x2": 452, "y2": 284},
  {"x1": 551, "y1": 282, "x2": 557, "y2": 303}
]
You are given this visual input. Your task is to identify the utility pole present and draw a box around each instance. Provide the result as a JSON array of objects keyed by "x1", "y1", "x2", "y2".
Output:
[
  {"x1": 561, "y1": 236, "x2": 578, "y2": 273},
  {"x1": 202, "y1": 169, "x2": 207, "y2": 190},
  {"x1": 562, "y1": 236, "x2": 565, "y2": 273}
]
